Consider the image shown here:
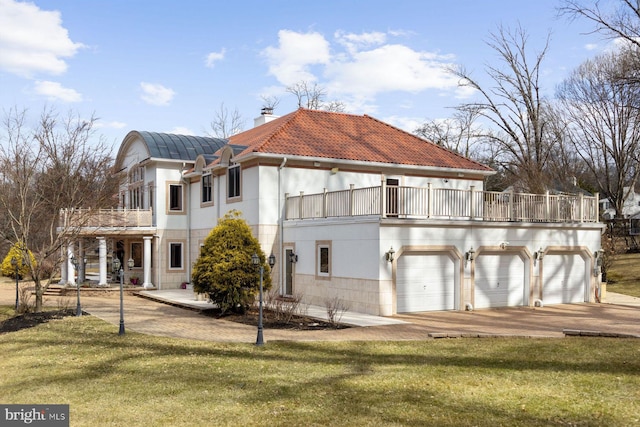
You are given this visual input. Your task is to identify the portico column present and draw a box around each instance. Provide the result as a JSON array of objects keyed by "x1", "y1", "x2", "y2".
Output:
[
  {"x1": 97, "y1": 237, "x2": 108, "y2": 286},
  {"x1": 58, "y1": 245, "x2": 68, "y2": 285},
  {"x1": 67, "y1": 242, "x2": 76, "y2": 287},
  {"x1": 142, "y1": 236, "x2": 154, "y2": 289}
]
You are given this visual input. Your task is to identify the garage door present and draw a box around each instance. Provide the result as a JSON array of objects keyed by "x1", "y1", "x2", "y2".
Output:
[
  {"x1": 474, "y1": 254, "x2": 525, "y2": 309},
  {"x1": 396, "y1": 254, "x2": 455, "y2": 312},
  {"x1": 542, "y1": 254, "x2": 586, "y2": 305}
]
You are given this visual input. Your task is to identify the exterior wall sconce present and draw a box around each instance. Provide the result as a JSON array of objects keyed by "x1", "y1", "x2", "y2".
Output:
[
  {"x1": 385, "y1": 246, "x2": 395, "y2": 262},
  {"x1": 465, "y1": 247, "x2": 475, "y2": 267},
  {"x1": 127, "y1": 257, "x2": 134, "y2": 270},
  {"x1": 289, "y1": 251, "x2": 298, "y2": 263},
  {"x1": 500, "y1": 241, "x2": 510, "y2": 250},
  {"x1": 534, "y1": 247, "x2": 544, "y2": 261}
]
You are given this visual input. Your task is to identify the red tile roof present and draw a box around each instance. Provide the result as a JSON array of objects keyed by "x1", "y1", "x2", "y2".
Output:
[{"x1": 225, "y1": 108, "x2": 492, "y2": 172}]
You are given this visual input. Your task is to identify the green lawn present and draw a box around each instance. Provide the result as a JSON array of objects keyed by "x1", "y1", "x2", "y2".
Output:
[
  {"x1": 607, "y1": 252, "x2": 640, "y2": 297},
  {"x1": 1, "y1": 314, "x2": 639, "y2": 426}
]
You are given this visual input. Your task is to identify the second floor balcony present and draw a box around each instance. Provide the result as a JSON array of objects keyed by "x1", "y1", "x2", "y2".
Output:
[
  {"x1": 285, "y1": 184, "x2": 600, "y2": 224},
  {"x1": 59, "y1": 207, "x2": 154, "y2": 231}
]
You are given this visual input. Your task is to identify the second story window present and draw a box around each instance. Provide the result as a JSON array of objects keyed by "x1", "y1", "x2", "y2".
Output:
[
  {"x1": 169, "y1": 183, "x2": 183, "y2": 212},
  {"x1": 202, "y1": 174, "x2": 212, "y2": 204},
  {"x1": 228, "y1": 163, "x2": 241, "y2": 199}
]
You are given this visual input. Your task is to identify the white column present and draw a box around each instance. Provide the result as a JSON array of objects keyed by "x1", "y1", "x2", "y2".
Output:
[
  {"x1": 142, "y1": 236, "x2": 154, "y2": 289},
  {"x1": 67, "y1": 242, "x2": 76, "y2": 287},
  {"x1": 97, "y1": 237, "x2": 108, "y2": 287},
  {"x1": 58, "y1": 245, "x2": 68, "y2": 285}
]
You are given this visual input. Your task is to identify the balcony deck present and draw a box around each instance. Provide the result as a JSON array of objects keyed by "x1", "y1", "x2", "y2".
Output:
[
  {"x1": 285, "y1": 185, "x2": 599, "y2": 223},
  {"x1": 58, "y1": 208, "x2": 154, "y2": 234}
]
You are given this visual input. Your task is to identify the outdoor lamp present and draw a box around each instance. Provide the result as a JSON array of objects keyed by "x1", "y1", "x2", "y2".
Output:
[
  {"x1": 11, "y1": 257, "x2": 18, "y2": 311},
  {"x1": 128, "y1": 257, "x2": 134, "y2": 270},
  {"x1": 253, "y1": 252, "x2": 276, "y2": 346},
  {"x1": 70, "y1": 256, "x2": 82, "y2": 317},
  {"x1": 465, "y1": 247, "x2": 475, "y2": 267},
  {"x1": 385, "y1": 246, "x2": 395, "y2": 262},
  {"x1": 112, "y1": 257, "x2": 125, "y2": 335},
  {"x1": 288, "y1": 251, "x2": 298, "y2": 264}
]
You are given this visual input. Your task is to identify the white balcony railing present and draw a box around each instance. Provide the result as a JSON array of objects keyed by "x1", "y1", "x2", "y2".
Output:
[
  {"x1": 285, "y1": 184, "x2": 599, "y2": 223},
  {"x1": 59, "y1": 208, "x2": 153, "y2": 229}
]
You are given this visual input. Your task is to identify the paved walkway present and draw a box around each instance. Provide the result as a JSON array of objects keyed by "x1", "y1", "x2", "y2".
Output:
[{"x1": 1, "y1": 283, "x2": 639, "y2": 342}]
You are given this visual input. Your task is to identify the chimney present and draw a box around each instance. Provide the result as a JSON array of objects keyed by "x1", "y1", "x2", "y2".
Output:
[{"x1": 254, "y1": 107, "x2": 278, "y2": 127}]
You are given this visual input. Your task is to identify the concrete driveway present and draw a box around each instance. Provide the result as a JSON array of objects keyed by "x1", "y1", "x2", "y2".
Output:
[{"x1": 1, "y1": 283, "x2": 639, "y2": 342}]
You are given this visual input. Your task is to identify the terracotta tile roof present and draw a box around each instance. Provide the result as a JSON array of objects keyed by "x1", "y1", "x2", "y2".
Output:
[{"x1": 225, "y1": 108, "x2": 492, "y2": 172}]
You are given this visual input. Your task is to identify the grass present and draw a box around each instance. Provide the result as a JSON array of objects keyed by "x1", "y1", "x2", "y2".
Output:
[
  {"x1": 1, "y1": 314, "x2": 639, "y2": 426},
  {"x1": 607, "y1": 252, "x2": 640, "y2": 297}
]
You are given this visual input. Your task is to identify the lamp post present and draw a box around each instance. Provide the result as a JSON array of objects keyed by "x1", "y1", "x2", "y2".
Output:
[
  {"x1": 252, "y1": 252, "x2": 275, "y2": 346},
  {"x1": 11, "y1": 257, "x2": 18, "y2": 311},
  {"x1": 113, "y1": 257, "x2": 125, "y2": 335},
  {"x1": 70, "y1": 256, "x2": 82, "y2": 316}
]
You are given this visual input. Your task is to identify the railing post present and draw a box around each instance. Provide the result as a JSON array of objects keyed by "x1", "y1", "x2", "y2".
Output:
[
  {"x1": 595, "y1": 193, "x2": 599, "y2": 222},
  {"x1": 469, "y1": 186, "x2": 475, "y2": 219},
  {"x1": 299, "y1": 191, "x2": 304, "y2": 219},
  {"x1": 427, "y1": 183, "x2": 433, "y2": 218},
  {"x1": 545, "y1": 191, "x2": 550, "y2": 222},
  {"x1": 284, "y1": 193, "x2": 290, "y2": 219},
  {"x1": 323, "y1": 188, "x2": 328, "y2": 218},
  {"x1": 349, "y1": 184, "x2": 355, "y2": 216},
  {"x1": 509, "y1": 188, "x2": 515, "y2": 221},
  {"x1": 579, "y1": 193, "x2": 584, "y2": 223},
  {"x1": 381, "y1": 178, "x2": 387, "y2": 219}
]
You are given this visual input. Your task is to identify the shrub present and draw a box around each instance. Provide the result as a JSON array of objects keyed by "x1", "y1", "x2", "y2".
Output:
[
  {"x1": 191, "y1": 210, "x2": 272, "y2": 314},
  {"x1": 1, "y1": 242, "x2": 37, "y2": 280}
]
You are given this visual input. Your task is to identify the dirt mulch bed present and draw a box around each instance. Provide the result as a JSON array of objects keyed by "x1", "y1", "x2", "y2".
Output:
[
  {"x1": 201, "y1": 308, "x2": 349, "y2": 330},
  {"x1": 0, "y1": 309, "x2": 77, "y2": 334}
]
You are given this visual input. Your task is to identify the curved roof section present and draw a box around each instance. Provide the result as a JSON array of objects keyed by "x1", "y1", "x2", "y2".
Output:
[
  {"x1": 137, "y1": 131, "x2": 226, "y2": 161},
  {"x1": 226, "y1": 108, "x2": 493, "y2": 172}
]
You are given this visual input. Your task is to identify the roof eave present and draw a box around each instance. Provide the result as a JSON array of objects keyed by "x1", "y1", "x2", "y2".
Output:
[{"x1": 233, "y1": 152, "x2": 495, "y2": 177}]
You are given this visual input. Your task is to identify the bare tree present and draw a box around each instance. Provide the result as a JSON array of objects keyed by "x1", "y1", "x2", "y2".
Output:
[
  {"x1": 260, "y1": 94, "x2": 281, "y2": 113},
  {"x1": 208, "y1": 103, "x2": 245, "y2": 138},
  {"x1": 560, "y1": 0, "x2": 640, "y2": 49},
  {"x1": 0, "y1": 107, "x2": 118, "y2": 311},
  {"x1": 450, "y1": 25, "x2": 554, "y2": 193},
  {"x1": 414, "y1": 106, "x2": 483, "y2": 158},
  {"x1": 557, "y1": 47, "x2": 640, "y2": 218},
  {"x1": 286, "y1": 81, "x2": 346, "y2": 112}
]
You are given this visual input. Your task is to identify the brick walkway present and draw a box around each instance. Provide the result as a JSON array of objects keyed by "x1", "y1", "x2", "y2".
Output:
[{"x1": 2, "y1": 282, "x2": 639, "y2": 342}]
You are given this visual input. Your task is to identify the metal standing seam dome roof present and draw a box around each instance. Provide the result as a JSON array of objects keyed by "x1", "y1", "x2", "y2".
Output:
[{"x1": 137, "y1": 131, "x2": 227, "y2": 161}]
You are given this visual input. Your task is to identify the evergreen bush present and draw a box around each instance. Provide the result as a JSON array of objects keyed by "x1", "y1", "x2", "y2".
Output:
[{"x1": 191, "y1": 210, "x2": 272, "y2": 314}]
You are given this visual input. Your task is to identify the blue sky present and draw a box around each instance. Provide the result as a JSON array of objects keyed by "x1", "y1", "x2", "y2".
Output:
[{"x1": 0, "y1": 0, "x2": 609, "y2": 146}]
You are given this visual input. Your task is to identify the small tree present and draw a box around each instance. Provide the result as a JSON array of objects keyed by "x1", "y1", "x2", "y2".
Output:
[
  {"x1": 1, "y1": 241, "x2": 36, "y2": 279},
  {"x1": 191, "y1": 210, "x2": 272, "y2": 314}
]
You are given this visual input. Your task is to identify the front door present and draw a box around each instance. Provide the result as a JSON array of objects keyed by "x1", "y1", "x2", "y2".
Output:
[
  {"x1": 386, "y1": 178, "x2": 399, "y2": 217},
  {"x1": 285, "y1": 249, "x2": 294, "y2": 295}
]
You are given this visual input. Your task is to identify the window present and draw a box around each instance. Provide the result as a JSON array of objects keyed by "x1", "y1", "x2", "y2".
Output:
[
  {"x1": 169, "y1": 243, "x2": 182, "y2": 269},
  {"x1": 148, "y1": 183, "x2": 154, "y2": 210},
  {"x1": 227, "y1": 163, "x2": 241, "y2": 199},
  {"x1": 169, "y1": 184, "x2": 183, "y2": 211},
  {"x1": 202, "y1": 174, "x2": 212, "y2": 203},
  {"x1": 316, "y1": 241, "x2": 331, "y2": 279},
  {"x1": 130, "y1": 242, "x2": 142, "y2": 268}
]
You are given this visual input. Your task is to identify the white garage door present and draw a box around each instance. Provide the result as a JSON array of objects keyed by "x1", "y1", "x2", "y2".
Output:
[
  {"x1": 542, "y1": 254, "x2": 586, "y2": 305},
  {"x1": 474, "y1": 254, "x2": 525, "y2": 309},
  {"x1": 397, "y1": 254, "x2": 455, "y2": 313}
]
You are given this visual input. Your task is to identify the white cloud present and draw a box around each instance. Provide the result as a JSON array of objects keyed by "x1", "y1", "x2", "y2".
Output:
[
  {"x1": 95, "y1": 120, "x2": 127, "y2": 130},
  {"x1": 584, "y1": 43, "x2": 599, "y2": 51},
  {"x1": 140, "y1": 82, "x2": 175, "y2": 106},
  {"x1": 0, "y1": 0, "x2": 84, "y2": 77},
  {"x1": 167, "y1": 126, "x2": 195, "y2": 135},
  {"x1": 262, "y1": 29, "x2": 460, "y2": 108},
  {"x1": 33, "y1": 80, "x2": 82, "y2": 102},
  {"x1": 262, "y1": 30, "x2": 331, "y2": 86},
  {"x1": 205, "y1": 49, "x2": 226, "y2": 68}
]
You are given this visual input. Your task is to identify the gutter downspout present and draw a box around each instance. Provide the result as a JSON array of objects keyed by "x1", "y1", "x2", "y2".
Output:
[
  {"x1": 278, "y1": 157, "x2": 287, "y2": 294},
  {"x1": 182, "y1": 167, "x2": 191, "y2": 285}
]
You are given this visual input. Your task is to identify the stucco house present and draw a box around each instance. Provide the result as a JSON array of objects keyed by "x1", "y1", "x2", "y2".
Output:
[{"x1": 59, "y1": 108, "x2": 603, "y2": 316}]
